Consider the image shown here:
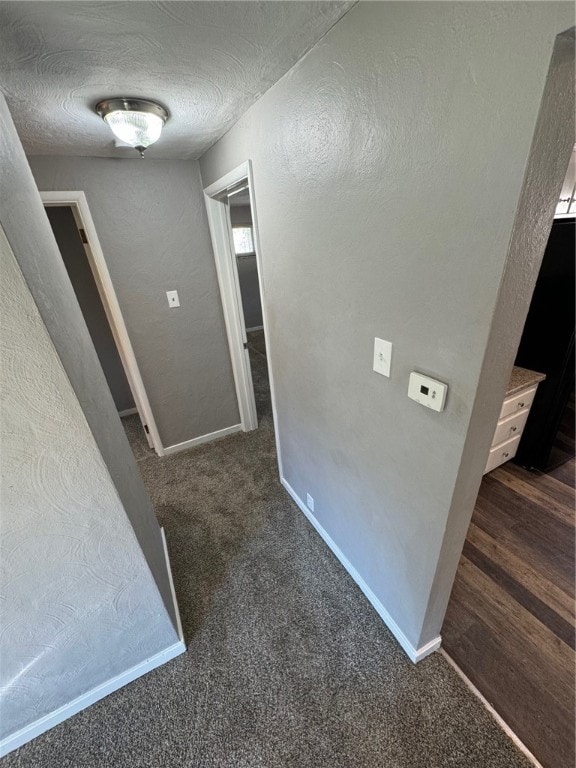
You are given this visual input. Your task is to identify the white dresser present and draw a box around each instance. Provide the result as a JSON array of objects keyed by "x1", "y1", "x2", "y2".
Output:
[{"x1": 484, "y1": 366, "x2": 546, "y2": 474}]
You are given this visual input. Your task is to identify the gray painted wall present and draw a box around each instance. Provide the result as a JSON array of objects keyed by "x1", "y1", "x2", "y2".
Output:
[
  {"x1": 237, "y1": 256, "x2": 263, "y2": 330},
  {"x1": 29, "y1": 155, "x2": 240, "y2": 448},
  {"x1": 0, "y1": 95, "x2": 177, "y2": 633},
  {"x1": 231, "y1": 204, "x2": 263, "y2": 330},
  {"x1": 230, "y1": 203, "x2": 252, "y2": 227},
  {"x1": 200, "y1": 2, "x2": 574, "y2": 650},
  {"x1": 46, "y1": 206, "x2": 135, "y2": 413},
  {"x1": 0, "y1": 224, "x2": 178, "y2": 739}
]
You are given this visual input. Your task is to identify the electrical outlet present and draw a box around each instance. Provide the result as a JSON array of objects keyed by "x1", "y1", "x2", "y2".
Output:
[{"x1": 306, "y1": 493, "x2": 314, "y2": 512}]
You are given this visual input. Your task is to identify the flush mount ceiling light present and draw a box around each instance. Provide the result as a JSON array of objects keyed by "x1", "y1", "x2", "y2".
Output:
[{"x1": 95, "y1": 98, "x2": 169, "y2": 158}]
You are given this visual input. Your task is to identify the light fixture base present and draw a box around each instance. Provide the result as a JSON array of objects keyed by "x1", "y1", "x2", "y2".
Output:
[{"x1": 96, "y1": 98, "x2": 168, "y2": 122}]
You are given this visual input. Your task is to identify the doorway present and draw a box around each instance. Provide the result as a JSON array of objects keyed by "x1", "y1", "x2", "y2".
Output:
[
  {"x1": 228, "y1": 187, "x2": 271, "y2": 426},
  {"x1": 41, "y1": 191, "x2": 164, "y2": 457},
  {"x1": 204, "y1": 162, "x2": 280, "y2": 463}
]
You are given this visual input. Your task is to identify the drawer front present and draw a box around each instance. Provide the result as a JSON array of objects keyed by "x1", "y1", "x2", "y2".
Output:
[
  {"x1": 492, "y1": 409, "x2": 530, "y2": 448},
  {"x1": 484, "y1": 434, "x2": 521, "y2": 474},
  {"x1": 499, "y1": 386, "x2": 537, "y2": 420}
]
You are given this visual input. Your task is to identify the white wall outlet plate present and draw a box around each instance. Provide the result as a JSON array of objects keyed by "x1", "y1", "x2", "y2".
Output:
[
  {"x1": 166, "y1": 290, "x2": 180, "y2": 308},
  {"x1": 408, "y1": 372, "x2": 448, "y2": 412},
  {"x1": 306, "y1": 493, "x2": 314, "y2": 512},
  {"x1": 373, "y1": 338, "x2": 392, "y2": 377}
]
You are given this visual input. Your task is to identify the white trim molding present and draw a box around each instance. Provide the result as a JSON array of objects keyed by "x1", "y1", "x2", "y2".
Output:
[
  {"x1": 281, "y1": 477, "x2": 441, "y2": 664},
  {"x1": 163, "y1": 423, "x2": 242, "y2": 456},
  {"x1": 0, "y1": 640, "x2": 185, "y2": 758},
  {"x1": 40, "y1": 191, "x2": 165, "y2": 456},
  {"x1": 204, "y1": 163, "x2": 257, "y2": 432},
  {"x1": 0, "y1": 527, "x2": 185, "y2": 758}
]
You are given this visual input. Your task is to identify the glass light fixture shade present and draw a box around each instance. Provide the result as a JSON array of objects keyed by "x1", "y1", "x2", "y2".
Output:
[
  {"x1": 96, "y1": 98, "x2": 168, "y2": 156},
  {"x1": 104, "y1": 110, "x2": 164, "y2": 149}
]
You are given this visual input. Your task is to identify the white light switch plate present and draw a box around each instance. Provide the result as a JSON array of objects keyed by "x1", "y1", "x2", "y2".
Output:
[
  {"x1": 407, "y1": 372, "x2": 448, "y2": 412},
  {"x1": 166, "y1": 290, "x2": 180, "y2": 308},
  {"x1": 373, "y1": 338, "x2": 392, "y2": 377}
]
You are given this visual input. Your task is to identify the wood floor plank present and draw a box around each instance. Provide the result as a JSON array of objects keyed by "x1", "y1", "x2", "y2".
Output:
[
  {"x1": 481, "y1": 473, "x2": 574, "y2": 543},
  {"x1": 443, "y1": 455, "x2": 575, "y2": 768},
  {"x1": 493, "y1": 466, "x2": 575, "y2": 525},
  {"x1": 501, "y1": 458, "x2": 575, "y2": 503},
  {"x1": 474, "y1": 480, "x2": 575, "y2": 580},
  {"x1": 443, "y1": 604, "x2": 574, "y2": 768},
  {"x1": 449, "y1": 558, "x2": 574, "y2": 710},
  {"x1": 467, "y1": 523, "x2": 575, "y2": 625},
  {"x1": 548, "y1": 458, "x2": 576, "y2": 488},
  {"x1": 473, "y1": 496, "x2": 575, "y2": 596},
  {"x1": 463, "y1": 540, "x2": 574, "y2": 647}
]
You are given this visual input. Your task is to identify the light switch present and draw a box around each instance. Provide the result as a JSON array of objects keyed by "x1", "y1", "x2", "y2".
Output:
[
  {"x1": 373, "y1": 338, "x2": 392, "y2": 377},
  {"x1": 166, "y1": 290, "x2": 180, "y2": 308},
  {"x1": 407, "y1": 372, "x2": 448, "y2": 412}
]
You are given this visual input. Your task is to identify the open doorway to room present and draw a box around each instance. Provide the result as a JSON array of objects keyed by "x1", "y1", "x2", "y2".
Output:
[
  {"x1": 228, "y1": 187, "x2": 272, "y2": 427},
  {"x1": 442, "y1": 147, "x2": 576, "y2": 768},
  {"x1": 41, "y1": 192, "x2": 164, "y2": 459},
  {"x1": 204, "y1": 162, "x2": 279, "y2": 460}
]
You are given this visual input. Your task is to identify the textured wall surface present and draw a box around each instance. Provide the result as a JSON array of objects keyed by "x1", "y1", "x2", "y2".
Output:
[
  {"x1": 0, "y1": 225, "x2": 179, "y2": 739},
  {"x1": 0, "y1": 1, "x2": 353, "y2": 158},
  {"x1": 46, "y1": 206, "x2": 135, "y2": 413},
  {"x1": 0, "y1": 95, "x2": 177, "y2": 630},
  {"x1": 30, "y1": 156, "x2": 240, "y2": 448},
  {"x1": 200, "y1": 2, "x2": 574, "y2": 650}
]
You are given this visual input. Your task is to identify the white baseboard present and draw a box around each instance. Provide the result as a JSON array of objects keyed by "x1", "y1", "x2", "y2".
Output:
[
  {"x1": 118, "y1": 407, "x2": 138, "y2": 417},
  {"x1": 163, "y1": 423, "x2": 242, "y2": 456},
  {"x1": 440, "y1": 650, "x2": 545, "y2": 768},
  {"x1": 280, "y1": 477, "x2": 441, "y2": 664},
  {"x1": 0, "y1": 529, "x2": 186, "y2": 758},
  {"x1": 246, "y1": 324, "x2": 264, "y2": 332}
]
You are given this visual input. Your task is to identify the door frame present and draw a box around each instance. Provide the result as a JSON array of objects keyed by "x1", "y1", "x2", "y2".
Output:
[
  {"x1": 203, "y1": 162, "x2": 282, "y2": 465},
  {"x1": 41, "y1": 191, "x2": 164, "y2": 457}
]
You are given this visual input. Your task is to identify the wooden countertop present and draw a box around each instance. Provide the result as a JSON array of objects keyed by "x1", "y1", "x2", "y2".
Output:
[{"x1": 506, "y1": 365, "x2": 546, "y2": 397}]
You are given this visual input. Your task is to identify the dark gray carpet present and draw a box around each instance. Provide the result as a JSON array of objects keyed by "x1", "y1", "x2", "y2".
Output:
[{"x1": 4, "y1": 349, "x2": 531, "y2": 767}]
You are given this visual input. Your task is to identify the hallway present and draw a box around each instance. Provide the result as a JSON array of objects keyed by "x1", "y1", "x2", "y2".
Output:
[{"x1": 4, "y1": 356, "x2": 536, "y2": 767}]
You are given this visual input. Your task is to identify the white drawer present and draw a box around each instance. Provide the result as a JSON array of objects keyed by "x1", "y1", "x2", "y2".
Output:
[
  {"x1": 484, "y1": 434, "x2": 521, "y2": 474},
  {"x1": 491, "y1": 409, "x2": 529, "y2": 448},
  {"x1": 499, "y1": 386, "x2": 537, "y2": 420}
]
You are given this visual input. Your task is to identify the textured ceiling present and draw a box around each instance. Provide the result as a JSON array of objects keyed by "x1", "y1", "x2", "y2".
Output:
[{"x1": 0, "y1": 1, "x2": 353, "y2": 159}]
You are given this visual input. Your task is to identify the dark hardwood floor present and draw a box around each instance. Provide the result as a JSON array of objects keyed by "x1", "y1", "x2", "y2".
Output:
[{"x1": 442, "y1": 457, "x2": 575, "y2": 768}]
